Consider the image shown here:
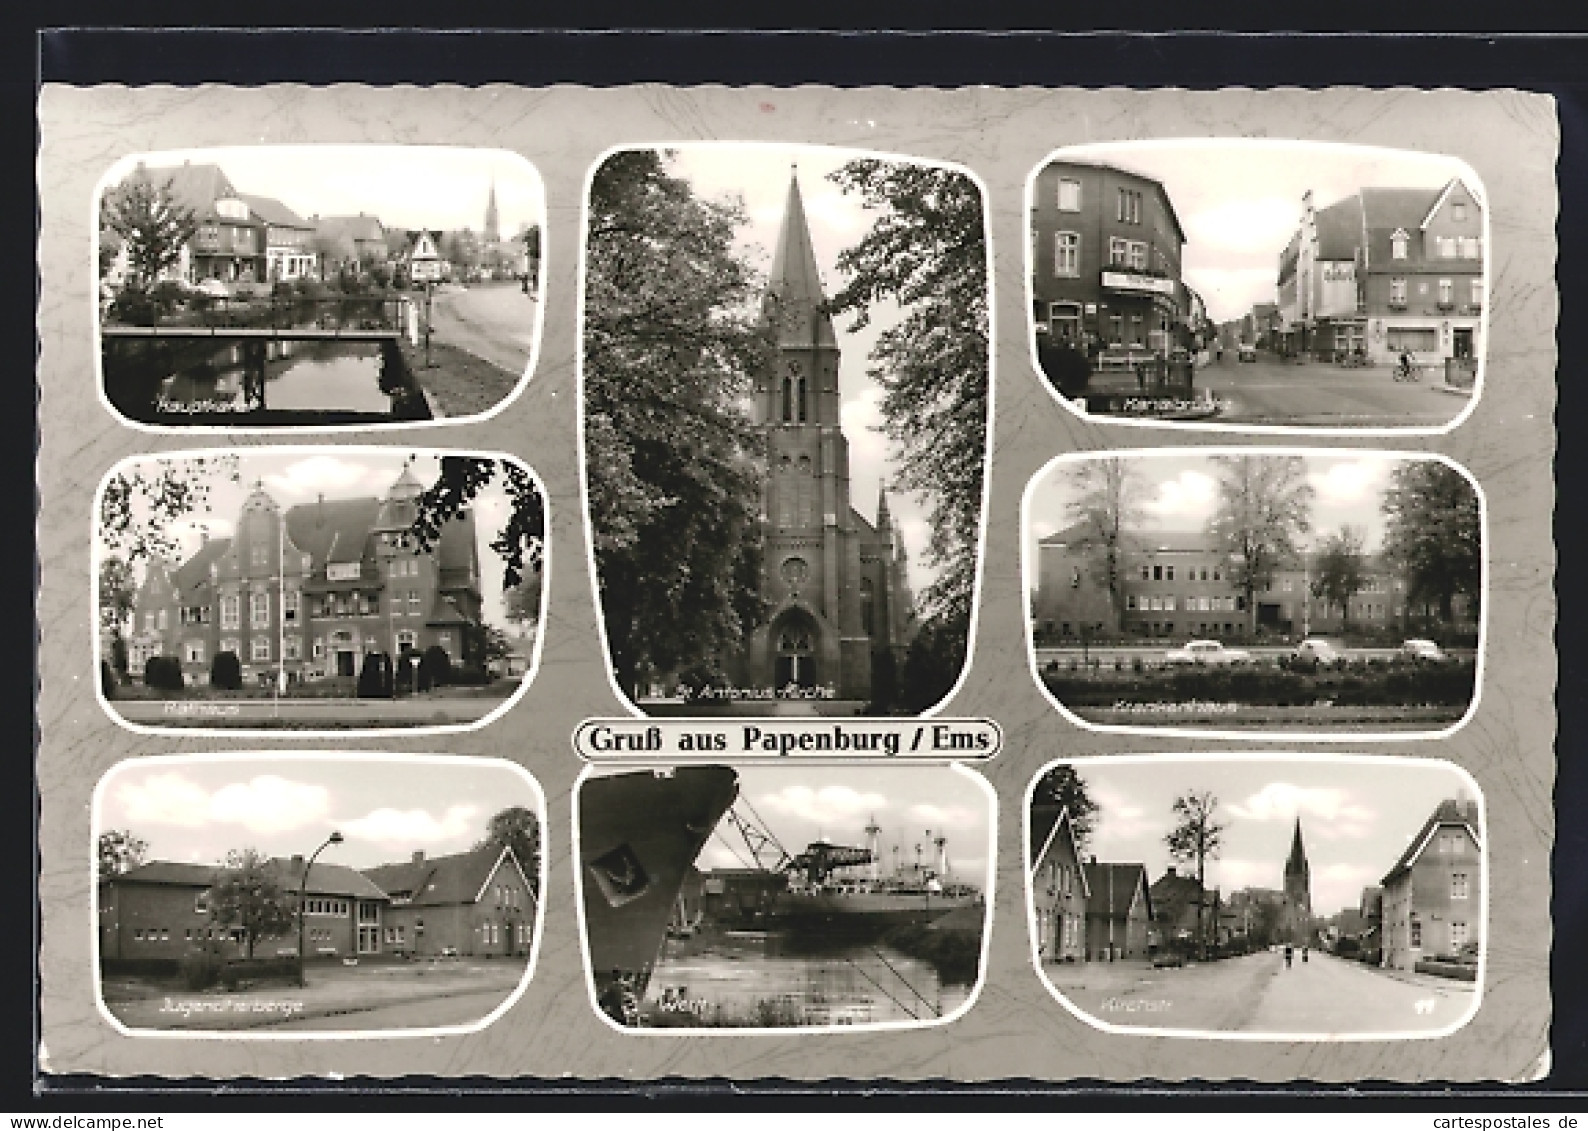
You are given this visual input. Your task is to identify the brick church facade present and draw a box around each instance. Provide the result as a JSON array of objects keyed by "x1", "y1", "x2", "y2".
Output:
[
  {"x1": 127, "y1": 465, "x2": 486, "y2": 686},
  {"x1": 728, "y1": 172, "x2": 914, "y2": 703}
]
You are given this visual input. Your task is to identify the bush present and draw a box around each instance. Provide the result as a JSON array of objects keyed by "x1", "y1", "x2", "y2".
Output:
[
  {"x1": 358, "y1": 651, "x2": 394, "y2": 698},
  {"x1": 210, "y1": 650, "x2": 243, "y2": 691},
  {"x1": 447, "y1": 664, "x2": 494, "y2": 688},
  {"x1": 180, "y1": 949, "x2": 224, "y2": 991},
  {"x1": 100, "y1": 660, "x2": 118, "y2": 700},
  {"x1": 417, "y1": 645, "x2": 452, "y2": 692},
  {"x1": 143, "y1": 655, "x2": 185, "y2": 692},
  {"x1": 395, "y1": 651, "x2": 416, "y2": 696},
  {"x1": 111, "y1": 635, "x2": 129, "y2": 679}
]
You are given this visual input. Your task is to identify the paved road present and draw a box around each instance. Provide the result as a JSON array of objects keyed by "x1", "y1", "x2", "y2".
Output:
[
  {"x1": 428, "y1": 283, "x2": 538, "y2": 376},
  {"x1": 1198, "y1": 354, "x2": 1466, "y2": 426},
  {"x1": 112, "y1": 696, "x2": 510, "y2": 727},
  {"x1": 265, "y1": 986, "x2": 518, "y2": 1031},
  {"x1": 1048, "y1": 950, "x2": 1473, "y2": 1034},
  {"x1": 1244, "y1": 951, "x2": 1474, "y2": 1035}
]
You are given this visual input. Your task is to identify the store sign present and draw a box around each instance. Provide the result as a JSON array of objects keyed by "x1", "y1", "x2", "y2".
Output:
[
  {"x1": 1322, "y1": 262, "x2": 1355, "y2": 282},
  {"x1": 1101, "y1": 270, "x2": 1178, "y2": 297}
]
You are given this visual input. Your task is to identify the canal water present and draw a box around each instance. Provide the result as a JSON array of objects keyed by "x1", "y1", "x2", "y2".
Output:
[
  {"x1": 102, "y1": 337, "x2": 430, "y2": 425},
  {"x1": 641, "y1": 934, "x2": 973, "y2": 1027}
]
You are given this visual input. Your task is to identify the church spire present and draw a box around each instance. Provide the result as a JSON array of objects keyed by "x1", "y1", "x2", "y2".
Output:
[
  {"x1": 1285, "y1": 817, "x2": 1309, "y2": 876},
  {"x1": 767, "y1": 169, "x2": 838, "y2": 349},
  {"x1": 484, "y1": 177, "x2": 500, "y2": 244}
]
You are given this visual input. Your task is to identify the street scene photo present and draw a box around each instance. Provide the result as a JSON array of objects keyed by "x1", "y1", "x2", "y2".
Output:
[
  {"x1": 1028, "y1": 140, "x2": 1485, "y2": 426},
  {"x1": 577, "y1": 763, "x2": 991, "y2": 1030},
  {"x1": 582, "y1": 145, "x2": 990, "y2": 717},
  {"x1": 96, "y1": 756, "x2": 543, "y2": 1034},
  {"x1": 97, "y1": 448, "x2": 545, "y2": 731},
  {"x1": 1026, "y1": 450, "x2": 1482, "y2": 733},
  {"x1": 1028, "y1": 757, "x2": 1482, "y2": 1037},
  {"x1": 97, "y1": 146, "x2": 543, "y2": 427}
]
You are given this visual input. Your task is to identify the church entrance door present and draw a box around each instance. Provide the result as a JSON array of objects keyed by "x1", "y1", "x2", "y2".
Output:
[{"x1": 773, "y1": 614, "x2": 817, "y2": 691}]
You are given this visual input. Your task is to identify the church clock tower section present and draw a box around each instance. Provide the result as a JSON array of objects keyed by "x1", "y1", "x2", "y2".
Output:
[{"x1": 744, "y1": 171, "x2": 872, "y2": 703}]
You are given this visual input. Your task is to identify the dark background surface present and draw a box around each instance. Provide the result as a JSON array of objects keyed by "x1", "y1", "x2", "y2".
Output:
[{"x1": 14, "y1": 24, "x2": 1585, "y2": 1107}]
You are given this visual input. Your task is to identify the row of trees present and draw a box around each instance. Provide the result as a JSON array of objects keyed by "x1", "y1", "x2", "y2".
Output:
[
  {"x1": 1062, "y1": 456, "x2": 1481, "y2": 637},
  {"x1": 98, "y1": 806, "x2": 542, "y2": 961},
  {"x1": 583, "y1": 151, "x2": 988, "y2": 705}
]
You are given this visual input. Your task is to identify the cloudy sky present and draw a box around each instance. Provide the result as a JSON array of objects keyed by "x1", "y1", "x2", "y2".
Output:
[
  {"x1": 1024, "y1": 451, "x2": 1426, "y2": 595},
  {"x1": 663, "y1": 144, "x2": 988, "y2": 597},
  {"x1": 97, "y1": 757, "x2": 540, "y2": 870},
  {"x1": 104, "y1": 146, "x2": 544, "y2": 237},
  {"x1": 1062, "y1": 757, "x2": 1480, "y2": 917},
  {"x1": 102, "y1": 450, "x2": 529, "y2": 630},
  {"x1": 1046, "y1": 141, "x2": 1480, "y2": 324},
  {"x1": 591, "y1": 763, "x2": 993, "y2": 890}
]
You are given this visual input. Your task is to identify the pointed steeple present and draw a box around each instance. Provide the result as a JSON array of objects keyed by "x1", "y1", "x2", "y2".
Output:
[
  {"x1": 1285, "y1": 817, "x2": 1309, "y2": 877},
  {"x1": 484, "y1": 177, "x2": 500, "y2": 244},
  {"x1": 767, "y1": 169, "x2": 838, "y2": 349}
]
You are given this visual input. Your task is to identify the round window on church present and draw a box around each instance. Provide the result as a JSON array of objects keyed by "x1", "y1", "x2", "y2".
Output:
[{"x1": 780, "y1": 557, "x2": 810, "y2": 588}]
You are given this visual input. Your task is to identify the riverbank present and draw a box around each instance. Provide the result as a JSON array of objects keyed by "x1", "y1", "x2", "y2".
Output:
[{"x1": 400, "y1": 337, "x2": 520, "y2": 419}]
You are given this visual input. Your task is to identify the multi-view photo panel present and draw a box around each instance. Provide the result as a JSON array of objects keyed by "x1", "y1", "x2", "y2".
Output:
[
  {"x1": 95, "y1": 447, "x2": 546, "y2": 734},
  {"x1": 94, "y1": 754, "x2": 546, "y2": 1038},
  {"x1": 1024, "y1": 448, "x2": 1484, "y2": 739},
  {"x1": 575, "y1": 762, "x2": 994, "y2": 1032},
  {"x1": 579, "y1": 144, "x2": 992, "y2": 718},
  {"x1": 96, "y1": 146, "x2": 545, "y2": 429},
  {"x1": 1026, "y1": 140, "x2": 1486, "y2": 430},
  {"x1": 1026, "y1": 755, "x2": 1485, "y2": 1040}
]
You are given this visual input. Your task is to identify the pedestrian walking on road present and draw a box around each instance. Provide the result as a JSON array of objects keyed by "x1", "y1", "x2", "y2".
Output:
[{"x1": 1284, "y1": 944, "x2": 1294, "y2": 969}]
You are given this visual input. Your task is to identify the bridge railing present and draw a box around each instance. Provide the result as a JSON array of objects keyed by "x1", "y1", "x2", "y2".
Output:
[{"x1": 104, "y1": 290, "x2": 414, "y2": 334}]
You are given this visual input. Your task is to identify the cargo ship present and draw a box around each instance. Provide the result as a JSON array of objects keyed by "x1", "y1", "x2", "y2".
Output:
[
  {"x1": 578, "y1": 766, "x2": 740, "y2": 1023},
  {"x1": 712, "y1": 817, "x2": 984, "y2": 940}
]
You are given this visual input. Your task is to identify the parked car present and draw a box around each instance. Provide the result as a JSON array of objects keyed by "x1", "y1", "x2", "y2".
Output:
[
  {"x1": 1237, "y1": 342, "x2": 1257, "y2": 362},
  {"x1": 1289, "y1": 637, "x2": 1349, "y2": 671},
  {"x1": 1165, "y1": 639, "x2": 1252, "y2": 666},
  {"x1": 1152, "y1": 951, "x2": 1186, "y2": 968},
  {"x1": 1400, "y1": 638, "x2": 1451, "y2": 664}
]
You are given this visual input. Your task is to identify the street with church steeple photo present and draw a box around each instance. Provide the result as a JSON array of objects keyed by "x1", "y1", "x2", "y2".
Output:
[
  {"x1": 96, "y1": 449, "x2": 545, "y2": 730},
  {"x1": 581, "y1": 146, "x2": 990, "y2": 717},
  {"x1": 1028, "y1": 757, "x2": 1483, "y2": 1036}
]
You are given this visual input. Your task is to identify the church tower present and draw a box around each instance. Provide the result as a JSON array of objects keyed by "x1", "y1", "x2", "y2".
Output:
[
  {"x1": 741, "y1": 169, "x2": 873, "y2": 703},
  {"x1": 1282, "y1": 817, "x2": 1313, "y2": 946},
  {"x1": 484, "y1": 178, "x2": 501, "y2": 245}
]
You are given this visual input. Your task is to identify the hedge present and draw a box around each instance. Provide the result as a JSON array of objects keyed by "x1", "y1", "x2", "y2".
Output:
[
  {"x1": 210, "y1": 650, "x2": 243, "y2": 691},
  {"x1": 1043, "y1": 661, "x2": 1476, "y2": 708},
  {"x1": 143, "y1": 655, "x2": 185, "y2": 692}
]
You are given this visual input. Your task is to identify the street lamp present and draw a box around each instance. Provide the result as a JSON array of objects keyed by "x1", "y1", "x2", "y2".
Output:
[{"x1": 297, "y1": 831, "x2": 344, "y2": 988}]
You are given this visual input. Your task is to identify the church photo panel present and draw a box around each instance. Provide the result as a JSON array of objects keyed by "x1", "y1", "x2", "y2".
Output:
[
  {"x1": 1022, "y1": 447, "x2": 1485, "y2": 741},
  {"x1": 95, "y1": 145, "x2": 546, "y2": 431},
  {"x1": 94, "y1": 446, "x2": 547, "y2": 736},
  {"x1": 1025, "y1": 754, "x2": 1485, "y2": 1040},
  {"x1": 578, "y1": 144, "x2": 993, "y2": 718}
]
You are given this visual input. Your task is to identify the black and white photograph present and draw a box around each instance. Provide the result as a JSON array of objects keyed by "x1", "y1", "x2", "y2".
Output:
[
  {"x1": 96, "y1": 448, "x2": 545, "y2": 732},
  {"x1": 577, "y1": 763, "x2": 992, "y2": 1030},
  {"x1": 95, "y1": 756, "x2": 544, "y2": 1035},
  {"x1": 581, "y1": 145, "x2": 991, "y2": 717},
  {"x1": 1026, "y1": 450, "x2": 1482, "y2": 735},
  {"x1": 1028, "y1": 141, "x2": 1485, "y2": 428},
  {"x1": 97, "y1": 146, "x2": 544, "y2": 428},
  {"x1": 1028, "y1": 756, "x2": 1483, "y2": 1038}
]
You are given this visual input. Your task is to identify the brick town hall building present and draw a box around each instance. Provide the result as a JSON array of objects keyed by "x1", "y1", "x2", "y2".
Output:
[
  {"x1": 726, "y1": 172, "x2": 915, "y2": 703},
  {"x1": 127, "y1": 466, "x2": 487, "y2": 686}
]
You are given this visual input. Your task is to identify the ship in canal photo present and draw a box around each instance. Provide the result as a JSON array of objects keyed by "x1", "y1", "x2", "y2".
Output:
[{"x1": 577, "y1": 764, "x2": 993, "y2": 1030}]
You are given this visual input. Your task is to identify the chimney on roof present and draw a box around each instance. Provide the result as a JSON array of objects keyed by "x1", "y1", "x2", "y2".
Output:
[
  {"x1": 1089, "y1": 855, "x2": 1098, "y2": 866},
  {"x1": 411, "y1": 850, "x2": 425, "y2": 865},
  {"x1": 1165, "y1": 866, "x2": 1176, "y2": 877},
  {"x1": 290, "y1": 854, "x2": 305, "y2": 875}
]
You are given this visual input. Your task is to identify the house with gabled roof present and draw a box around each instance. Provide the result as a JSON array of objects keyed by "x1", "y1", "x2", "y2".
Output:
[
  {"x1": 363, "y1": 843, "x2": 537, "y2": 958},
  {"x1": 1030, "y1": 807, "x2": 1089, "y2": 963},
  {"x1": 1379, "y1": 798, "x2": 1483, "y2": 971},
  {"x1": 311, "y1": 213, "x2": 391, "y2": 276},
  {"x1": 107, "y1": 161, "x2": 267, "y2": 287},
  {"x1": 125, "y1": 465, "x2": 487, "y2": 687},
  {"x1": 1082, "y1": 860, "x2": 1154, "y2": 961},
  {"x1": 399, "y1": 229, "x2": 449, "y2": 285},
  {"x1": 237, "y1": 193, "x2": 318, "y2": 283}
]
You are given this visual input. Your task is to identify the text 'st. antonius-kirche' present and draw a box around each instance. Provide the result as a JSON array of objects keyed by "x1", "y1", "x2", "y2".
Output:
[{"x1": 730, "y1": 171, "x2": 914, "y2": 703}]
